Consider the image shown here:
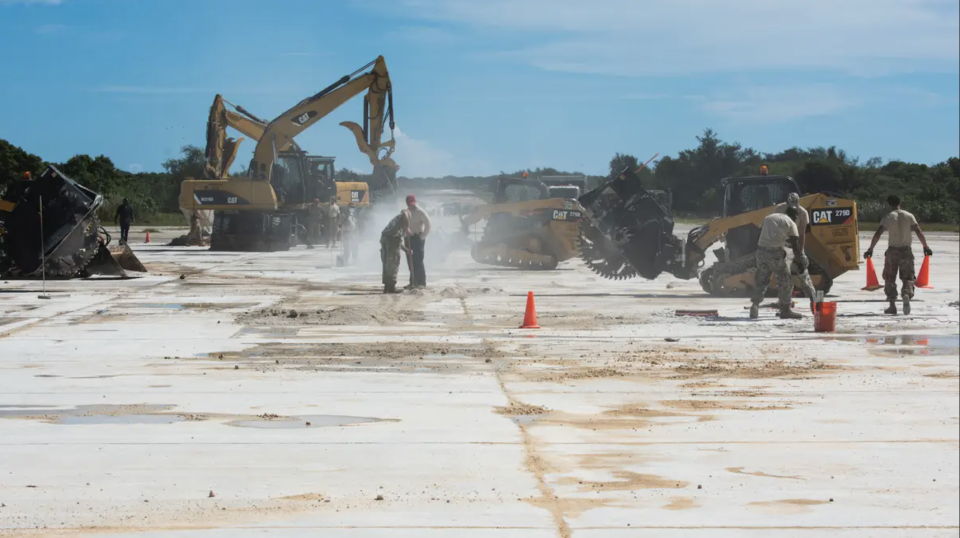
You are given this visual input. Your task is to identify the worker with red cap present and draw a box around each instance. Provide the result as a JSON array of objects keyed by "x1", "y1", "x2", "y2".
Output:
[{"x1": 405, "y1": 194, "x2": 431, "y2": 289}]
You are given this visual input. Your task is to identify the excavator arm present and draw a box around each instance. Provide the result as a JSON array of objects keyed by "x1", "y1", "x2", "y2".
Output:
[
  {"x1": 249, "y1": 56, "x2": 395, "y2": 191},
  {"x1": 204, "y1": 95, "x2": 305, "y2": 179}
]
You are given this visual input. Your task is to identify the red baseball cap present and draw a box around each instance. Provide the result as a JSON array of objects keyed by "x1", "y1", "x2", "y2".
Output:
[{"x1": 405, "y1": 194, "x2": 416, "y2": 204}]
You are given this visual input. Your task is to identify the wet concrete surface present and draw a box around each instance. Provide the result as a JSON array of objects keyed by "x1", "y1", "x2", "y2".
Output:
[{"x1": 0, "y1": 224, "x2": 957, "y2": 536}]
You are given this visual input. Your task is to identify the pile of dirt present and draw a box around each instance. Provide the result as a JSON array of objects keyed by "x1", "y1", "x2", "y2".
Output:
[
  {"x1": 530, "y1": 367, "x2": 627, "y2": 383},
  {"x1": 236, "y1": 305, "x2": 425, "y2": 326},
  {"x1": 438, "y1": 285, "x2": 502, "y2": 299}
]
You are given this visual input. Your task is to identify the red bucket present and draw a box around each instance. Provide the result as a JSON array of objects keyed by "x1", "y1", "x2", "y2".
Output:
[{"x1": 814, "y1": 302, "x2": 837, "y2": 333}]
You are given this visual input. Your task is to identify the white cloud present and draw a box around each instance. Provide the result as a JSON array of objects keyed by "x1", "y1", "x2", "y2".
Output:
[
  {"x1": 391, "y1": 125, "x2": 459, "y2": 178},
  {"x1": 93, "y1": 86, "x2": 210, "y2": 95},
  {"x1": 701, "y1": 84, "x2": 859, "y2": 123},
  {"x1": 128, "y1": 164, "x2": 143, "y2": 174},
  {"x1": 386, "y1": 0, "x2": 959, "y2": 76}
]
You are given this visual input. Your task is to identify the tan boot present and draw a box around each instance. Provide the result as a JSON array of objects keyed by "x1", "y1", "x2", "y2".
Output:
[
  {"x1": 749, "y1": 303, "x2": 759, "y2": 319},
  {"x1": 884, "y1": 301, "x2": 897, "y2": 315},
  {"x1": 779, "y1": 305, "x2": 803, "y2": 320}
]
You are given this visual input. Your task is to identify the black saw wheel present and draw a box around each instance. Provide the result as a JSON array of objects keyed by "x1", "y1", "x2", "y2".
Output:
[{"x1": 578, "y1": 222, "x2": 638, "y2": 280}]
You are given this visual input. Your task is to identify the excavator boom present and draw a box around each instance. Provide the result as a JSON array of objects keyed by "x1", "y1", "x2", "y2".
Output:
[{"x1": 248, "y1": 56, "x2": 396, "y2": 193}]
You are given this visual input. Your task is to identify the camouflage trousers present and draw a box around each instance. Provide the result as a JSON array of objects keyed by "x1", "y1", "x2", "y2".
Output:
[
  {"x1": 752, "y1": 247, "x2": 793, "y2": 307},
  {"x1": 883, "y1": 247, "x2": 915, "y2": 301},
  {"x1": 380, "y1": 234, "x2": 402, "y2": 286}
]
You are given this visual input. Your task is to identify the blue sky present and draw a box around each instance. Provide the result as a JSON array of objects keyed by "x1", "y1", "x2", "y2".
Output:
[{"x1": 0, "y1": 0, "x2": 957, "y2": 178}]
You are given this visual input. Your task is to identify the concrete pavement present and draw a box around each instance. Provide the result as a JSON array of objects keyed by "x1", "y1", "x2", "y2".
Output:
[{"x1": 1, "y1": 227, "x2": 957, "y2": 537}]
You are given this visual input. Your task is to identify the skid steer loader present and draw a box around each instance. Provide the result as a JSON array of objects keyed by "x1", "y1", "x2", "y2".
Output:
[
  {"x1": 578, "y1": 166, "x2": 859, "y2": 297},
  {"x1": 459, "y1": 176, "x2": 583, "y2": 270}
]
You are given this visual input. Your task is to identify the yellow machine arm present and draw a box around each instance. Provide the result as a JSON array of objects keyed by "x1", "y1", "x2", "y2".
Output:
[
  {"x1": 248, "y1": 56, "x2": 394, "y2": 185},
  {"x1": 685, "y1": 193, "x2": 859, "y2": 278},
  {"x1": 204, "y1": 94, "x2": 308, "y2": 179}
]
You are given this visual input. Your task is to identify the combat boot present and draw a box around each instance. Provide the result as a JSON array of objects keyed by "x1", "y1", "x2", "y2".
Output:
[
  {"x1": 902, "y1": 298, "x2": 911, "y2": 315},
  {"x1": 383, "y1": 283, "x2": 402, "y2": 294},
  {"x1": 778, "y1": 305, "x2": 803, "y2": 320},
  {"x1": 749, "y1": 303, "x2": 759, "y2": 319},
  {"x1": 884, "y1": 301, "x2": 897, "y2": 315}
]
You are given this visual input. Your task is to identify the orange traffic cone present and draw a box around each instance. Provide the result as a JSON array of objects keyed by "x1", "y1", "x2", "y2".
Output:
[
  {"x1": 144, "y1": 230, "x2": 151, "y2": 243},
  {"x1": 861, "y1": 257, "x2": 882, "y2": 291},
  {"x1": 916, "y1": 255, "x2": 933, "y2": 289},
  {"x1": 520, "y1": 292, "x2": 541, "y2": 329}
]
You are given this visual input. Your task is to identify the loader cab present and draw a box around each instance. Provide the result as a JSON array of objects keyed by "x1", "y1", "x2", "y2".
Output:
[
  {"x1": 722, "y1": 175, "x2": 800, "y2": 218},
  {"x1": 721, "y1": 174, "x2": 802, "y2": 260},
  {"x1": 492, "y1": 176, "x2": 550, "y2": 204}
]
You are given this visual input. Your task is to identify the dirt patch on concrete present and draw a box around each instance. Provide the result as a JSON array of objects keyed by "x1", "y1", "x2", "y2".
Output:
[
  {"x1": 664, "y1": 496, "x2": 698, "y2": 510},
  {"x1": 661, "y1": 399, "x2": 793, "y2": 411},
  {"x1": 527, "y1": 367, "x2": 628, "y2": 383},
  {"x1": 673, "y1": 357, "x2": 839, "y2": 379},
  {"x1": 924, "y1": 371, "x2": 959, "y2": 379},
  {"x1": 237, "y1": 305, "x2": 426, "y2": 326},
  {"x1": 495, "y1": 402, "x2": 550, "y2": 416},
  {"x1": 602, "y1": 405, "x2": 685, "y2": 418},
  {"x1": 561, "y1": 471, "x2": 688, "y2": 492},
  {"x1": 726, "y1": 467, "x2": 804, "y2": 481}
]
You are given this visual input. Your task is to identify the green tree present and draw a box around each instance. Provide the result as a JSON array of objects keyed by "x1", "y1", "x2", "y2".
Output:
[{"x1": 0, "y1": 139, "x2": 44, "y2": 193}]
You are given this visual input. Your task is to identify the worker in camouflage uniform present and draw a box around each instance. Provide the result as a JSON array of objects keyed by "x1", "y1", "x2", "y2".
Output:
[
  {"x1": 775, "y1": 192, "x2": 817, "y2": 307},
  {"x1": 380, "y1": 209, "x2": 410, "y2": 294},
  {"x1": 864, "y1": 195, "x2": 933, "y2": 315},
  {"x1": 306, "y1": 199, "x2": 321, "y2": 249},
  {"x1": 750, "y1": 206, "x2": 807, "y2": 320},
  {"x1": 325, "y1": 196, "x2": 341, "y2": 249}
]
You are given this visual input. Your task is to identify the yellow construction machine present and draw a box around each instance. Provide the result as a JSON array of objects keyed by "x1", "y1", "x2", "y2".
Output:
[
  {"x1": 199, "y1": 94, "x2": 372, "y2": 211},
  {"x1": 460, "y1": 176, "x2": 582, "y2": 270},
  {"x1": 179, "y1": 56, "x2": 397, "y2": 251},
  {"x1": 578, "y1": 167, "x2": 859, "y2": 296}
]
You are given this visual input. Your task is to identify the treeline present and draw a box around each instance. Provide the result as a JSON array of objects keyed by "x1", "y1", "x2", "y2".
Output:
[
  {"x1": 2, "y1": 129, "x2": 958, "y2": 224},
  {"x1": 1, "y1": 139, "x2": 205, "y2": 222}
]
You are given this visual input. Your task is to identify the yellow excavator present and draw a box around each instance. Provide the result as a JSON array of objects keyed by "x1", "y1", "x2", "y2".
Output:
[
  {"x1": 578, "y1": 166, "x2": 860, "y2": 296},
  {"x1": 179, "y1": 56, "x2": 398, "y2": 251},
  {"x1": 200, "y1": 94, "x2": 372, "y2": 211},
  {"x1": 459, "y1": 175, "x2": 582, "y2": 270}
]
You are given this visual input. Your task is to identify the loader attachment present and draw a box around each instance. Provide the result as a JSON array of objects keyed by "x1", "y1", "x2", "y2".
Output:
[
  {"x1": 577, "y1": 167, "x2": 687, "y2": 280},
  {"x1": 82, "y1": 240, "x2": 148, "y2": 278},
  {"x1": 0, "y1": 165, "x2": 148, "y2": 279}
]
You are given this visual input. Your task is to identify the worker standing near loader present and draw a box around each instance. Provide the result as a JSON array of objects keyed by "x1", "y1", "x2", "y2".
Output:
[
  {"x1": 342, "y1": 203, "x2": 359, "y2": 265},
  {"x1": 750, "y1": 207, "x2": 807, "y2": 320},
  {"x1": 325, "y1": 196, "x2": 341, "y2": 249},
  {"x1": 405, "y1": 194, "x2": 431, "y2": 289},
  {"x1": 305, "y1": 199, "x2": 322, "y2": 249},
  {"x1": 775, "y1": 192, "x2": 817, "y2": 305},
  {"x1": 863, "y1": 195, "x2": 933, "y2": 315},
  {"x1": 381, "y1": 209, "x2": 410, "y2": 294},
  {"x1": 115, "y1": 198, "x2": 134, "y2": 246}
]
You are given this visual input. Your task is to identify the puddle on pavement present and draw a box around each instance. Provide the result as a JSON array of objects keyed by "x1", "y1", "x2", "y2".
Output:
[
  {"x1": 0, "y1": 404, "x2": 176, "y2": 424},
  {"x1": 237, "y1": 326, "x2": 300, "y2": 338},
  {"x1": 832, "y1": 334, "x2": 959, "y2": 355},
  {"x1": 225, "y1": 415, "x2": 390, "y2": 429},
  {"x1": 132, "y1": 303, "x2": 185, "y2": 310}
]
